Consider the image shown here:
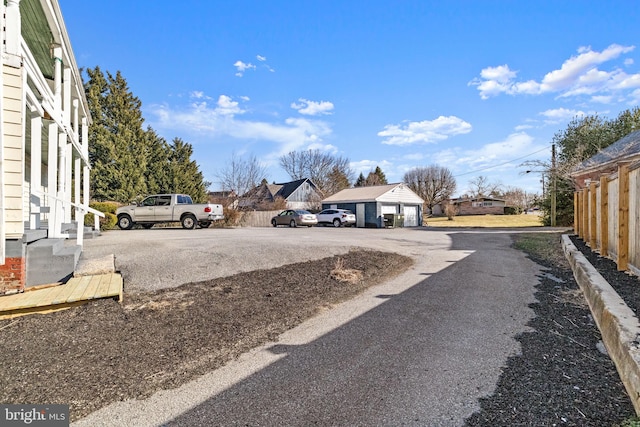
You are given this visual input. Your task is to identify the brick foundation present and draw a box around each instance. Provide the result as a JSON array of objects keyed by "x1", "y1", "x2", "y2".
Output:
[
  {"x1": 1, "y1": 240, "x2": 26, "y2": 294},
  {"x1": 0, "y1": 256, "x2": 26, "y2": 294}
]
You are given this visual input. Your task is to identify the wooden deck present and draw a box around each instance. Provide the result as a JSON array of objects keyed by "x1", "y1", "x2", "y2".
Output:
[{"x1": 0, "y1": 273, "x2": 123, "y2": 319}]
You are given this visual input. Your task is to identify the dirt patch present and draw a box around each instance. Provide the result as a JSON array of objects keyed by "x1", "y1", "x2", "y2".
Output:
[{"x1": 0, "y1": 249, "x2": 412, "y2": 422}]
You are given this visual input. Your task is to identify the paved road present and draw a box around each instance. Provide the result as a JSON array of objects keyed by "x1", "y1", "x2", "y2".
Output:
[{"x1": 75, "y1": 227, "x2": 542, "y2": 426}]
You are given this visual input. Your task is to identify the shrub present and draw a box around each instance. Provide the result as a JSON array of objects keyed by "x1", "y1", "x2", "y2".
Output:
[
  {"x1": 84, "y1": 201, "x2": 121, "y2": 230},
  {"x1": 444, "y1": 203, "x2": 458, "y2": 220},
  {"x1": 212, "y1": 206, "x2": 242, "y2": 227},
  {"x1": 504, "y1": 206, "x2": 521, "y2": 215}
]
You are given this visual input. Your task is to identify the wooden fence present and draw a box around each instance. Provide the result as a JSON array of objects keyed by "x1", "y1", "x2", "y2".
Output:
[
  {"x1": 574, "y1": 162, "x2": 640, "y2": 277},
  {"x1": 238, "y1": 210, "x2": 281, "y2": 227}
]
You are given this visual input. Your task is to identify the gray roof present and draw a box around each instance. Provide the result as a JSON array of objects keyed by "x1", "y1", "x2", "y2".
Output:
[
  {"x1": 323, "y1": 183, "x2": 424, "y2": 204},
  {"x1": 573, "y1": 129, "x2": 640, "y2": 174}
]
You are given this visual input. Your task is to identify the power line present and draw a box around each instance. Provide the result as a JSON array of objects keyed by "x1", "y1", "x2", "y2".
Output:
[{"x1": 453, "y1": 145, "x2": 552, "y2": 178}]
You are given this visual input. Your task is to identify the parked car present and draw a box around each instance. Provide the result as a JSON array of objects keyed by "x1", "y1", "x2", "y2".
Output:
[
  {"x1": 316, "y1": 208, "x2": 356, "y2": 227},
  {"x1": 271, "y1": 209, "x2": 318, "y2": 227}
]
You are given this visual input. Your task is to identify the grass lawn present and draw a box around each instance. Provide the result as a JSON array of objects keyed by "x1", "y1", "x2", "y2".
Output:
[{"x1": 425, "y1": 213, "x2": 544, "y2": 228}]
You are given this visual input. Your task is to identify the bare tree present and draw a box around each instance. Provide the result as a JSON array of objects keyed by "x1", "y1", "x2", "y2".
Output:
[
  {"x1": 279, "y1": 149, "x2": 353, "y2": 195},
  {"x1": 467, "y1": 175, "x2": 502, "y2": 198},
  {"x1": 403, "y1": 165, "x2": 456, "y2": 213},
  {"x1": 502, "y1": 186, "x2": 535, "y2": 212},
  {"x1": 216, "y1": 153, "x2": 267, "y2": 201}
]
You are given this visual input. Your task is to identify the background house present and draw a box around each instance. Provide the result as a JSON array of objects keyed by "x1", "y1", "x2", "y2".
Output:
[
  {"x1": 451, "y1": 196, "x2": 506, "y2": 215},
  {"x1": 242, "y1": 178, "x2": 322, "y2": 210},
  {"x1": 322, "y1": 183, "x2": 424, "y2": 228},
  {"x1": 1, "y1": 0, "x2": 94, "y2": 293}
]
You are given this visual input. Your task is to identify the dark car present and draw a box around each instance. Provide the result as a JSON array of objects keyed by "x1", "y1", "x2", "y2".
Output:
[{"x1": 271, "y1": 209, "x2": 318, "y2": 227}]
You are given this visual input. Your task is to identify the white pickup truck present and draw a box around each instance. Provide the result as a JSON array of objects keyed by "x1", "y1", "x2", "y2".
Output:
[{"x1": 116, "y1": 194, "x2": 224, "y2": 230}]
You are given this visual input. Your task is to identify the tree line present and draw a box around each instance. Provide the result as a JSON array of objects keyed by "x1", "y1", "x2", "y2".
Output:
[{"x1": 85, "y1": 67, "x2": 639, "y2": 222}]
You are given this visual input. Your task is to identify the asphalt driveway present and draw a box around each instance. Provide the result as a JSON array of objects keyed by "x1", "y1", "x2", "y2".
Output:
[{"x1": 75, "y1": 226, "x2": 543, "y2": 426}]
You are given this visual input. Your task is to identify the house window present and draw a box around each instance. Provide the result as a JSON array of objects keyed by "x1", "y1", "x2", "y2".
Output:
[
  {"x1": 472, "y1": 201, "x2": 494, "y2": 207},
  {"x1": 305, "y1": 183, "x2": 310, "y2": 191}
]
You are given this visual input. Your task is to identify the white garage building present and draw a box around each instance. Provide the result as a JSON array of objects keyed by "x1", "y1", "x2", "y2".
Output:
[{"x1": 321, "y1": 183, "x2": 424, "y2": 228}]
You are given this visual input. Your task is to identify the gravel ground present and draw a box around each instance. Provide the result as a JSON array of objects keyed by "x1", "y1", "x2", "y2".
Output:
[
  {"x1": 0, "y1": 249, "x2": 412, "y2": 422},
  {"x1": 2, "y1": 230, "x2": 638, "y2": 425},
  {"x1": 569, "y1": 235, "x2": 640, "y2": 318},
  {"x1": 465, "y1": 233, "x2": 637, "y2": 426}
]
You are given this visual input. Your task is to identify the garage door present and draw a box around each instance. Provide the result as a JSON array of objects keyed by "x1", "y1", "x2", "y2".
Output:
[{"x1": 403, "y1": 206, "x2": 418, "y2": 227}]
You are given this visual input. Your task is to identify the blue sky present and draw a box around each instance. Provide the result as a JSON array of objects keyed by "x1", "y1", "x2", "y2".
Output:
[{"x1": 58, "y1": 1, "x2": 639, "y2": 195}]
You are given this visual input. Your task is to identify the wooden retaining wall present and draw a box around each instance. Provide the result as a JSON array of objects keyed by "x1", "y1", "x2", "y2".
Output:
[{"x1": 574, "y1": 162, "x2": 640, "y2": 276}]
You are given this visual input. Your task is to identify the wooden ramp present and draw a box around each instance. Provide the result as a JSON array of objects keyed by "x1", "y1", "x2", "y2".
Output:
[{"x1": 0, "y1": 273, "x2": 123, "y2": 320}]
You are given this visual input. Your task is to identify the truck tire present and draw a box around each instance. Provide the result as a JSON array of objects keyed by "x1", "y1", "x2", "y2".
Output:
[
  {"x1": 181, "y1": 214, "x2": 197, "y2": 230},
  {"x1": 117, "y1": 214, "x2": 133, "y2": 230}
]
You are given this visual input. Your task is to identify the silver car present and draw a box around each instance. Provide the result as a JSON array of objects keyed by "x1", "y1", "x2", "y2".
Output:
[
  {"x1": 316, "y1": 208, "x2": 356, "y2": 227},
  {"x1": 271, "y1": 209, "x2": 318, "y2": 227}
]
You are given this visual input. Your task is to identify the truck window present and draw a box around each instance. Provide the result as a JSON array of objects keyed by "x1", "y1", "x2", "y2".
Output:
[
  {"x1": 177, "y1": 195, "x2": 193, "y2": 204},
  {"x1": 157, "y1": 196, "x2": 171, "y2": 206},
  {"x1": 142, "y1": 197, "x2": 156, "y2": 207}
]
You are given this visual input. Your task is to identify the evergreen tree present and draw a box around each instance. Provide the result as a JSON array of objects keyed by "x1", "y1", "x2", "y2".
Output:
[
  {"x1": 144, "y1": 128, "x2": 171, "y2": 194},
  {"x1": 85, "y1": 67, "x2": 148, "y2": 202},
  {"x1": 354, "y1": 172, "x2": 366, "y2": 187},
  {"x1": 366, "y1": 166, "x2": 388, "y2": 186},
  {"x1": 168, "y1": 138, "x2": 209, "y2": 203}
]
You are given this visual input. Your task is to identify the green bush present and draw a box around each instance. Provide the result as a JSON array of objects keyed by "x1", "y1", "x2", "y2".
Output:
[
  {"x1": 84, "y1": 201, "x2": 120, "y2": 230},
  {"x1": 504, "y1": 206, "x2": 521, "y2": 215}
]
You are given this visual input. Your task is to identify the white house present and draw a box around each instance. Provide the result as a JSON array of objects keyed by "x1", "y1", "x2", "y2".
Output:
[{"x1": 1, "y1": 0, "x2": 97, "y2": 293}]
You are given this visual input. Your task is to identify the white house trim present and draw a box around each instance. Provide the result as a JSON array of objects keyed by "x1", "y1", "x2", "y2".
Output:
[{"x1": 1, "y1": 0, "x2": 96, "y2": 291}]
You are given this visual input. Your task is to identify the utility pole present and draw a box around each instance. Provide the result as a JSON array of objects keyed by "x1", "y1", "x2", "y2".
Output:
[{"x1": 551, "y1": 144, "x2": 557, "y2": 227}]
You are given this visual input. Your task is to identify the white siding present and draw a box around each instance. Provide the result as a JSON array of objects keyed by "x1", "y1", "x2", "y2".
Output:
[
  {"x1": 2, "y1": 64, "x2": 24, "y2": 238},
  {"x1": 381, "y1": 205, "x2": 397, "y2": 214},
  {"x1": 376, "y1": 184, "x2": 424, "y2": 204}
]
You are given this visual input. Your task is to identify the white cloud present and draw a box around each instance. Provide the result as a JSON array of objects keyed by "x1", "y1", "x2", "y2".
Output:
[
  {"x1": 350, "y1": 159, "x2": 393, "y2": 176},
  {"x1": 539, "y1": 108, "x2": 586, "y2": 123},
  {"x1": 291, "y1": 98, "x2": 335, "y2": 116},
  {"x1": 378, "y1": 116, "x2": 472, "y2": 146},
  {"x1": 190, "y1": 91, "x2": 211, "y2": 100},
  {"x1": 257, "y1": 55, "x2": 267, "y2": 61},
  {"x1": 470, "y1": 44, "x2": 638, "y2": 102},
  {"x1": 591, "y1": 95, "x2": 613, "y2": 104},
  {"x1": 233, "y1": 60, "x2": 256, "y2": 77},
  {"x1": 215, "y1": 95, "x2": 244, "y2": 116},
  {"x1": 480, "y1": 64, "x2": 516, "y2": 83},
  {"x1": 148, "y1": 93, "x2": 332, "y2": 157}
]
